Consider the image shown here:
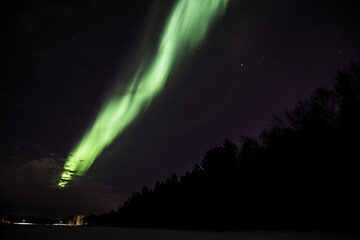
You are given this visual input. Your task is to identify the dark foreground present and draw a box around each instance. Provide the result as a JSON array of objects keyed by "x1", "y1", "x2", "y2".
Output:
[{"x1": 1, "y1": 225, "x2": 358, "y2": 240}]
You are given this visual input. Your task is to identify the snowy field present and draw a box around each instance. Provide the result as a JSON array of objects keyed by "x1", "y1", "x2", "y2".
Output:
[{"x1": 1, "y1": 225, "x2": 358, "y2": 240}]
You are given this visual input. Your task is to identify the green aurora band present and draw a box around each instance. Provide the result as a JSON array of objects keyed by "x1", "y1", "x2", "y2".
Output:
[{"x1": 59, "y1": 0, "x2": 228, "y2": 188}]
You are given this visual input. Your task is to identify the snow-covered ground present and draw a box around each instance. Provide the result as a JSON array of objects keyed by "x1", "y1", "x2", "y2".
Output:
[{"x1": 1, "y1": 225, "x2": 358, "y2": 240}]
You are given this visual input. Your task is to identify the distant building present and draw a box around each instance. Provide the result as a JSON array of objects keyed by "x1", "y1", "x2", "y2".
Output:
[{"x1": 67, "y1": 215, "x2": 86, "y2": 225}]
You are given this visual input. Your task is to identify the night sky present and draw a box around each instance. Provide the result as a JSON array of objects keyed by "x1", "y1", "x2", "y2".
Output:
[{"x1": 1, "y1": 0, "x2": 359, "y2": 219}]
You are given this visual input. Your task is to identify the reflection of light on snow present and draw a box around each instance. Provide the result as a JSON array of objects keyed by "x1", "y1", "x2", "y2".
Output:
[
  {"x1": 16, "y1": 219, "x2": 33, "y2": 225},
  {"x1": 17, "y1": 222, "x2": 34, "y2": 225},
  {"x1": 52, "y1": 223, "x2": 69, "y2": 226}
]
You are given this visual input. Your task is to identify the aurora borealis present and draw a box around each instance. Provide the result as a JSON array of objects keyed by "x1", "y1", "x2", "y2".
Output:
[
  {"x1": 58, "y1": 0, "x2": 229, "y2": 187},
  {"x1": 1, "y1": 0, "x2": 360, "y2": 219}
]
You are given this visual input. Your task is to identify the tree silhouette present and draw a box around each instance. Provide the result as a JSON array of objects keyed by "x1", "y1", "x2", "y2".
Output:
[{"x1": 89, "y1": 62, "x2": 360, "y2": 232}]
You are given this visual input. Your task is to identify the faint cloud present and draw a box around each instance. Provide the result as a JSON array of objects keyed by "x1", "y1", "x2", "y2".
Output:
[
  {"x1": 24, "y1": 157, "x2": 57, "y2": 172},
  {"x1": 57, "y1": 157, "x2": 67, "y2": 162},
  {"x1": 0, "y1": 156, "x2": 126, "y2": 218}
]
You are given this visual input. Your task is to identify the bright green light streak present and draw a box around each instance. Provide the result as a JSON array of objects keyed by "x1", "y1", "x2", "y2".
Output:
[{"x1": 59, "y1": 0, "x2": 228, "y2": 188}]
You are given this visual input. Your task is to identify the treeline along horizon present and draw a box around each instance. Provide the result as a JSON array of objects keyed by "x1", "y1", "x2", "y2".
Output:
[{"x1": 86, "y1": 62, "x2": 360, "y2": 231}]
